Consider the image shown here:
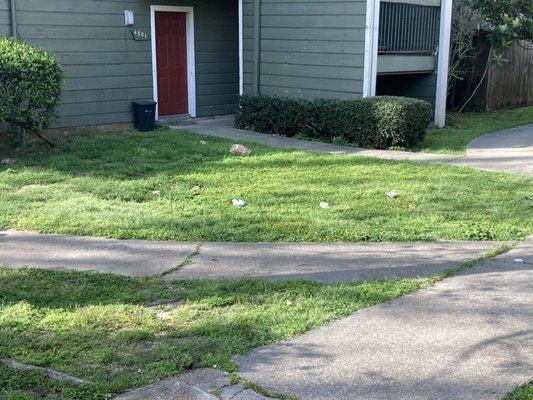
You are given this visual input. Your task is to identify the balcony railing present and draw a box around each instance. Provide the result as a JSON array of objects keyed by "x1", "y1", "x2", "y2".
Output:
[{"x1": 378, "y1": 2, "x2": 440, "y2": 55}]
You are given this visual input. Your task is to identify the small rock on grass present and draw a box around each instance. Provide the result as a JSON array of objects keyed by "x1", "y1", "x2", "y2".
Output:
[
  {"x1": 230, "y1": 144, "x2": 252, "y2": 156},
  {"x1": 1, "y1": 158, "x2": 16, "y2": 165},
  {"x1": 386, "y1": 191, "x2": 398, "y2": 199}
]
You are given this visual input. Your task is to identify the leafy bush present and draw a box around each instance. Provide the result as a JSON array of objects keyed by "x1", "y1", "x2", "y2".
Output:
[
  {"x1": 235, "y1": 95, "x2": 432, "y2": 149},
  {"x1": 0, "y1": 38, "x2": 64, "y2": 146}
]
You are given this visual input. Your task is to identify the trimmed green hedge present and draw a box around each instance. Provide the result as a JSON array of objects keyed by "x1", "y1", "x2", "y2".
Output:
[{"x1": 235, "y1": 95, "x2": 432, "y2": 149}]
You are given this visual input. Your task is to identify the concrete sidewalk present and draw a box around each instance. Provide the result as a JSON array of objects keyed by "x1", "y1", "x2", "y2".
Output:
[
  {"x1": 0, "y1": 230, "x2": 498, "y2": 282},
  {"x1": 180, "y1": 116, "x2": 461, "y2": 163},
  {"x1": 177, "y1": 116, "x2": 533, "y2": 177},
  {"x1": 235, "y1": 238, "x2": 533, "y2": 400},
  {"x1": 0, "y1": 230, "x2": 198, "y2": 276},
  {"x1": 450, "y1": 124, "x2": 533, "y2": 176},
  {"x1": 163, "y1": 241, "x2": 498, "y2": 283}
]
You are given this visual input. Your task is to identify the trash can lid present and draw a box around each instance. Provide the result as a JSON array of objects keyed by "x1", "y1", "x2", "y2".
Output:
[{"x1": 132, "y1": 100, "x2": 157, "y2": 106}]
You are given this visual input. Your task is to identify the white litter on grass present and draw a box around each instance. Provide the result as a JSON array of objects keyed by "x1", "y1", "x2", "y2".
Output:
[
  {"x1": 319, "y1": 202, "x2": 330, "y2": 209},
  {"x1": 189, "y1": 185, "x2": 201, "y2": 195},
  {"x1": 230, "y1": 144, "x2": 252, "y2": 156},
  {"x1": 514, "y1": 258, "x2": 525, "y2": 263},
  {"x1": 152, "y1": 190, "x2": 161, "y2": 196},
  {"x1": 200, "y1": 140, "x2": 207, "y2": 145},
  {"x1": 1, "y1": 158, "x2": 16, "y2": 165},
  {"x1": 386, "y1": 191, "x2": 398, "y2": 199},
  {"x1": 232, "y1": 199, "x2": 246, "y2": 207}
]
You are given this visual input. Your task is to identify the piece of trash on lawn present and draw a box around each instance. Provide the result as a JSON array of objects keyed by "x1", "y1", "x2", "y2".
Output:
[
  {"x1": 200, "y1": 140, "x2": 207, "y2": 145},
  {"x1": 514, "y1": 258, "x2": 525, "y2": 263},
  {"x1": 189, "y1": 185, "x2": 201, "y2": 195},
  {"x1": 386, "y1": 191, "x2": 398, "y2": 199},
  {"x1": 319, "y1": 202, "x2": 330, "y2": 209},
  {"x1": 232, "y1": 199, "x2": 246, "y2": 207},
  {"x1": 152, "y1": 190, "x2": 161, "y2": 196},
  {"x1": 0, "y1": 158, "x2": 16, "y2": 165},
  {"x1": 230, "y1": 144, "x2": 252, "y2": 156}
]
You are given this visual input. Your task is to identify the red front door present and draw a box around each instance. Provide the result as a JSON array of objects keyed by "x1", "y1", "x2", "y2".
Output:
[{"x1": 155, "y1": 11, "x2": 188, "y2": 116}]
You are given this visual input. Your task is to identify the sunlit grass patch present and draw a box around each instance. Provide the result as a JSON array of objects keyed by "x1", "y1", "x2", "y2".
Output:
[{"x1": 0, "y1": 127, "x2": 531, "y2": 242}]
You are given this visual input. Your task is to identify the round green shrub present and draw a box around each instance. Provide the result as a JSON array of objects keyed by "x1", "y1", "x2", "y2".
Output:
[{"x1": 0, "y1": 38, "x2": 64, "y2": 145}]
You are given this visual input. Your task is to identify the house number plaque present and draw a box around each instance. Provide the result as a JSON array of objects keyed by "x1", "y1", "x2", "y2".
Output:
[{"x1": 130, "y1": 29, "x2": 150, "y2": 41}]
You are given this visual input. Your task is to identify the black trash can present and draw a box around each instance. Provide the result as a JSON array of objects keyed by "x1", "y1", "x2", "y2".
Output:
[{"x1": 132, "y1": 100, "x2": 157, "y2": 132}]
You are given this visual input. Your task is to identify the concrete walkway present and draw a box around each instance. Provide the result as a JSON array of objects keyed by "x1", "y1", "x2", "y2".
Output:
[
  {"x1": 450, "y1": 124, "x2": 533, "y2": 176},
  {"x1": 0, "y1": 230, "x2": 198, "y2": 276},
  {"x1": 235, "y1": 238, "x2": 533, "y2": 400},
  {"x1": 180, "y1": 116, "x2": 460, "y2": 163},
  {"x1": 164, "y1": 241, "x2": 498, "y2": 283},
  {"x1": 177, "y1": 116, "x2": 533, "y2": 177},
  {"x1": 0, "y1": 230, "x2": 498, "y2": 282}
]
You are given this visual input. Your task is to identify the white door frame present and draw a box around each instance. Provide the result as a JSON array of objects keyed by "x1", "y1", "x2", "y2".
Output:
[
  {"x1": 238, "y1": 0, "x2": 244, "y2": 95},
  {"x1": 434, "y1": 0, "x2": 452, "y2": 127},
  {"x1": 150, "y1": 5, "x2": 197, "y2": 119},
  {"x1": 363, "y1": 0, "x2": 380, "y2": 97}
]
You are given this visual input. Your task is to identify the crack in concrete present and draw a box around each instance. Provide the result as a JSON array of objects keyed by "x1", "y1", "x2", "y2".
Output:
[{"x1": 160, "y1": 243, "x2": 203, "y2": 277}]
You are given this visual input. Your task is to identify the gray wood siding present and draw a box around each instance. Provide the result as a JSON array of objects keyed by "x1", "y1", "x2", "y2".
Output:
[
  {"x1": 0, "y1": 0, "x2": 238, "y2": 128},
  {"x1": 0, "y1": 0, "x2": 11, "y2": 36},
  {"x1": 243, "y1": 0, "x2": 367, "y2": 100}
]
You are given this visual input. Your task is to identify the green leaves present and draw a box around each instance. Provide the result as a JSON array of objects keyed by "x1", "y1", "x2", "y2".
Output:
[
  {"x1": 0, "y1": 38, "x2": 65, "y2": 145},
  {"x1": 235, "y1": 95, "x2": 432, "y2": 149},
  {"x1": 472, "y1": 0, "x2": 533, "y2": 63}
]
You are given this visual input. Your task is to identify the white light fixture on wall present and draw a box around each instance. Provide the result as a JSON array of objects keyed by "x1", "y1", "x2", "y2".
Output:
[{"x1": 124, "y1": 10, "x2": 134, "y2": 26}]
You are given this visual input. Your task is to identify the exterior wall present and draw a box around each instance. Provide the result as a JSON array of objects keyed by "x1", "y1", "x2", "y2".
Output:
[
  {"x1": 0, "y1": 0, "x2": 10, "y2": 37},
  {"x1": 375, "y1": 0, "x2": 441, "y2": 108},
  {"x1": 243, "y1": 0, "x2": 367, "y2": 100},
  {"x1": 377, "y1": 55, "x2": 436, "y2": 74},
  {"x1": 0, "y1": 0, "x2": 238, "y2": 128}
]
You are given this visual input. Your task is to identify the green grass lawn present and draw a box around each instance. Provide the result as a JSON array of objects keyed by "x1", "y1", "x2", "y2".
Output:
[
  {"x1": 419, "y1": 106, "x2": 533, "y2": 155},
  {"x1": 0, "y1": 267, "x2": 437, "y2": 399},
  {"x1": 506, "y1": 383, "x2": 533, "y2": 400},
  {"x1": 0, "y1": 127, "x2": 531, "y2": 242}
]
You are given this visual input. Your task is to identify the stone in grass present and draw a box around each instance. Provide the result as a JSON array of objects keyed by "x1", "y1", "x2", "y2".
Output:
[
  {"x1": 230, "y1": 144, "x2": 252, "y2": 156},
  {"x1": 178, "y1": 368, "x2": 232, "y2": 392},
  {"x1": 114, "y1": 379, "x2": 217, "y2": 400},
  {"x1": 386, "y1": 191, "x2": 398, "y2": 199},
  {"x1": 232, "y1": 389, "x2": 272, "y2": 400},
  {"x1": 219, "y1": 384, "x2": 245, "y2": 400},
  {"x1": 0, "y1": 158, "x2": 16, "y2": 165}
]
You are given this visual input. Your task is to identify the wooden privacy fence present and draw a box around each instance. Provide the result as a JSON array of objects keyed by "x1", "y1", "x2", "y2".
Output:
[{"x1": 485, "y1": 40, "x2": 533, "y2": 110}]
